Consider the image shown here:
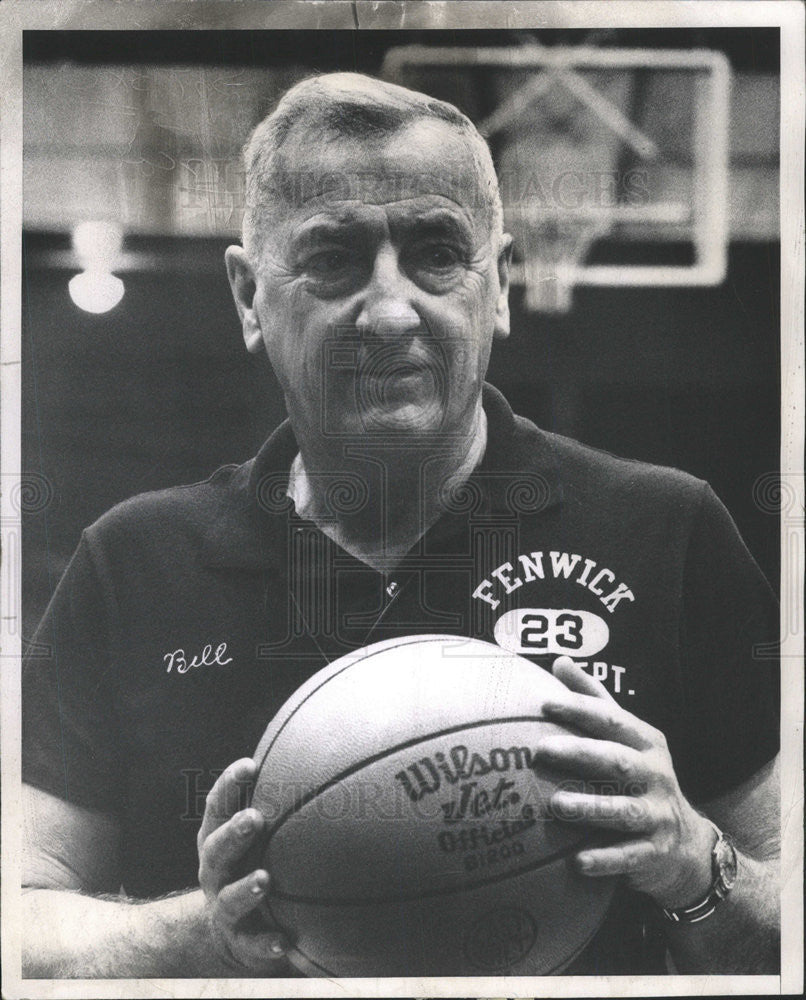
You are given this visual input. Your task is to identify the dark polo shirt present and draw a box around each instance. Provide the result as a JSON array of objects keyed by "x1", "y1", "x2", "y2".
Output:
[{"x1": 22, "y1": 384, "x2": 779, "y2": 973}]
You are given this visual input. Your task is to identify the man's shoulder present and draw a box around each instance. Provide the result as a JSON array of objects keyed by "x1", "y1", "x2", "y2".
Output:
[
  {"x1": 484, "y1": 385, "x2": 708, "y2": 513},
  {"x1": 85, "y1": 458, "x2": 255, "y2": 552},
  {"x1": 512, "y1": 413, "x2": 708, "y2": 509}
]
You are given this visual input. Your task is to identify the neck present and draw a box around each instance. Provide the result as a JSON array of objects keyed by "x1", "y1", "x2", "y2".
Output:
[{"x1": 290, "y1": 401, "x2": 486, "y2": 558}]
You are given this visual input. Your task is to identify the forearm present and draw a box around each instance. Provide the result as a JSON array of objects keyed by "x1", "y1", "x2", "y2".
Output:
[
  {"x1": 663, "y1": 851, "x2": 779, "y2": 974},
  {"x1": 22, "y1": 887, "x2": 289, "y2": 978}
]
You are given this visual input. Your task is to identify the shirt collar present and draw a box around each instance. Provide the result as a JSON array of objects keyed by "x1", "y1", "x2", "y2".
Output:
[
  {"x1": 472, "y1": 382, "x2": 563, "y2": 516},
  {"x1": 201, "y1": 383, "x2": 563, "y2": 569},
  {"x1": 287, "y1": 403, "x2": 488, "y2": 521}
]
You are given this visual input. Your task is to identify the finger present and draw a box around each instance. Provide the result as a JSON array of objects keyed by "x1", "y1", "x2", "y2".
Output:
[
  {"x1": 215, "y1": 892, "x2": 291, "y2": 970},
  {"x1": 216, "y1": 869, "x2": 272, "y2": 924},
  {"x1": 228, "y1": 924, "x2": 290, "y2": 966},
  {"x1": 542, "y1": 693, "x2": 656, "y2": 750},
  {"x1": 575, "y1": 838, "x2": 656, "y2": 877},
  {"x1": 533, "y1": 734, "x2": 645, "y2": 781},
  {"x1": 552, "y1": 656, "x2": 616, "y2": 703},
  {"x1": 551, "y1": 790, "x2": 651, "y2": 832},
  {"x1": 198, "y1": 758, "x2": 257, "y2": 845},
  {"x1": 238, "y1": 932, "x2": 289, "y2": 964},
  {"x1": 199, "y1": 808, "x2": 265, "y2": 895}
]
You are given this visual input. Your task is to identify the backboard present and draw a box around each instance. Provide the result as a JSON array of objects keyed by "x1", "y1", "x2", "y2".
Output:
[{"x1": 382, "y1": 44, "x2": 731, "y2": 312}]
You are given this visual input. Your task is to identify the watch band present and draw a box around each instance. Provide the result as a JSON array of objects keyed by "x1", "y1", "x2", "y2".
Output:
[{"x1": 661, "y1": 821, "x2": 737, "y2": 924}]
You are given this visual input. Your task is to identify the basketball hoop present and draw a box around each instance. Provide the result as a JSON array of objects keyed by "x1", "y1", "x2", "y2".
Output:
[
  {"x1": 383, "y1": 45, "x2": 731, "y2": 314},
  {"x1": 516, "y1": 213, "x2": 612, "y2": 314}
]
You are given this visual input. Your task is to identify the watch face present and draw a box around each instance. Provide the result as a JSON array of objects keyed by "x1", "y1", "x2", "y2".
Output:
[{"x1": 716, "y1": 835, "x2": 739, "y2": 890}]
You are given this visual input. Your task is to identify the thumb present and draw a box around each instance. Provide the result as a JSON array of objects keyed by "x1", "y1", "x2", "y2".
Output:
[{"x1": 552, "y1": 655, "x2": 616, "y2": 702}]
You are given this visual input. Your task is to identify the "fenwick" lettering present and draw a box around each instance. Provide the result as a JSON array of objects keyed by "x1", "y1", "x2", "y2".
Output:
[{"x1": 394, "y1": 744, "x2": 537, "y2": 803}]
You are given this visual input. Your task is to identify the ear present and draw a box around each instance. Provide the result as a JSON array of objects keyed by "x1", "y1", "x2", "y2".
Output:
[
  {"x1": 493, "y1": 233, "x2": 513, "y2": 341},
  {"x1": 225, "y1": 245, "x2": 264, "y2": 354}
]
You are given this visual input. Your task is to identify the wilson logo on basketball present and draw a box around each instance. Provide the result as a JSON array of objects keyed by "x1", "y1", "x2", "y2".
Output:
[
  {"x1": 440, "y1": 775, "x2": 524, "y2": 823},
  {"x1": 394, "y1": 744, "x2": 537, "y2": 802}
]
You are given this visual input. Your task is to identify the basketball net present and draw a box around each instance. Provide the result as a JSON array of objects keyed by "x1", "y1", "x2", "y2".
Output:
[
  {"x1": 517, "y1": 213, "x2": 612, "y2": 314},
  {"x1": 492, "y1": 63, "x2": 636, "y2": 314}
]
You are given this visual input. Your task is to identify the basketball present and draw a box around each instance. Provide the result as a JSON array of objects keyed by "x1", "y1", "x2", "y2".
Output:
[{"x1": 250, "y1": 634, "x2": 616, "y2": 977}]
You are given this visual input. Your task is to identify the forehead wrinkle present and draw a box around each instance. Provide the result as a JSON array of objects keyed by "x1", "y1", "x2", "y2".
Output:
[
  {"x1": 269, "y1": 136, "x2": 489, "y2": 210},
  {"x1": 391, "y1": 205, "x2": 472, "y2": 229},
  {"x1": 290, "y1": 214, "x2": 389, "y2": 248},
  {"x1": 290, "y1": 205, "x2": 390, "y2": 242},
  {"x1": 242, "y1": 88, "x2": 504, "y2": 259},
  {"x1": 287, "y1": 196, "x2": 483, "y2": 246}
]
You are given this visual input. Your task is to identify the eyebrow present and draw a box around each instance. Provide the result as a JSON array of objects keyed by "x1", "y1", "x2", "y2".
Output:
[
  {"x1": 291, "y1": 215, "x2": 370, "y2": 248},
  {"x1": 392, "y1": 206, "x2": 473, "y2": 236},
  {"x1": 291, "y1": 206, "x2": 476, "y2": 253}
]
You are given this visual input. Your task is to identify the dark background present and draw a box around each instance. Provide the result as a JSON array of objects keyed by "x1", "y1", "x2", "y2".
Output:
[{"x1": 22, "y1": 29, "x2": 781, "y2": 640}]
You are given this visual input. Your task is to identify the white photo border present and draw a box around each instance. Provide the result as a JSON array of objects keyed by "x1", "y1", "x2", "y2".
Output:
[{"x1": 1, "y1": 2, "x2": 802, "y2": 997}]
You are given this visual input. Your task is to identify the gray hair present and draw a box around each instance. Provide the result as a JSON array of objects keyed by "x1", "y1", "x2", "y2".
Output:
[{"x1": 241, "y1": 72, "x2": 503, "y2": 256}]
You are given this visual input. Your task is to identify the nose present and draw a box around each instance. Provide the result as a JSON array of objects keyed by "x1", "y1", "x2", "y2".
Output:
[{"x1": 355, "y1": 245, "x2": 420, "y2": 340}]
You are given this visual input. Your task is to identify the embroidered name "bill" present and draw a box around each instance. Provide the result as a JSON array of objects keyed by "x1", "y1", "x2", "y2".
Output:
[
  {"x1": 472, "y1": 551, "x2": 634, "y2": 615},
  {"x1": 164, "y1": 642, "x2": 233, "y2": 674}
]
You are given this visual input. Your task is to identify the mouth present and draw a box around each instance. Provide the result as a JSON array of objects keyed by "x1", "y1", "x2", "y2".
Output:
[
  {"x1": 366, "y1": 364, "x2": 430, "y2": 383},
  {"x1": 357, "y1": 348, "x2": 440, "y2": 379},
  {"x1": 358, "y1": 359, "x2": 435, "y2": 391},
  {"x1": 354, "y1": 352, "x2": 445, "y2": 416}
]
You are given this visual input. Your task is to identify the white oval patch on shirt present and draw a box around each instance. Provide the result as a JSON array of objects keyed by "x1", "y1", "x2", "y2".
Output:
[{"x1": 494, "y1": 608, "x2": 610, "y2": 657}]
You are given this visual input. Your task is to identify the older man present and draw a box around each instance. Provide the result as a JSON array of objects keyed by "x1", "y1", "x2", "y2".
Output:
[{"x1": 22, "y1": 73, "x2": 779, "y2": 978}]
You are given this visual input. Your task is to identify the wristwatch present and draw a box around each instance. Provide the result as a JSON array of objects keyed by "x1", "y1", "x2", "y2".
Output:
[{"x1": 661, "y1": 820, "x2": 738, "y2": 924}]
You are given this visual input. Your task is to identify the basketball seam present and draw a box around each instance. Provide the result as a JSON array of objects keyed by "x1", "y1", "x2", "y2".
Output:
[
  {"x1": 263, "y1": 714, "x2": 551, "y2": 840},
  {"x1": 280, "y1": 865, "x2": 612, "y2": 977},
  {"x1": 542, "y1": 917, "x2": 609, "y2": 975},
  {"x1": 462, "y1": 910, "x2": 607, "y2": 977},
  {"x1": 268, "y1": 836, "x2": 588, "y2": 906},
  {"x1": 253, "y1": 635, "x2": 501, "y2": 771}
]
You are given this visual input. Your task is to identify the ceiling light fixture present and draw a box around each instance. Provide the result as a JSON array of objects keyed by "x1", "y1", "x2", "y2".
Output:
[{"x1": 69, "y1": 220, "x2": 125, "y2": 314}]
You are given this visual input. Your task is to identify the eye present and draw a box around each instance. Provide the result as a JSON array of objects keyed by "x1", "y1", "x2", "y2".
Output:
[
  {"x1": 420, "y1": 244, "x2": 461, "y2": 270},
  {"x1": 304, "y1": 249, "x2": 352, "y2": 278},
  {"x1": 404, "y1": 241, "x2": 467, "y2": 292}
]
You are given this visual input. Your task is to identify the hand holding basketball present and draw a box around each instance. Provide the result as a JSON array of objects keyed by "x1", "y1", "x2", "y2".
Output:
[
  {"x1": 196, "y1": 758, "x2": 289, "y2": 972},
  {"x1": 249, "y1": 636, "x2": 617, "y2": 976},
  {"x1": 540, "y1": 657, "x2": 715, "y2": 909}
]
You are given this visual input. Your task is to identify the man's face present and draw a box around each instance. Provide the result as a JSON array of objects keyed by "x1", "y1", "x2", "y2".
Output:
[{"x1": 233, "y1": 118, "x2": 511, "y2": 445}]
